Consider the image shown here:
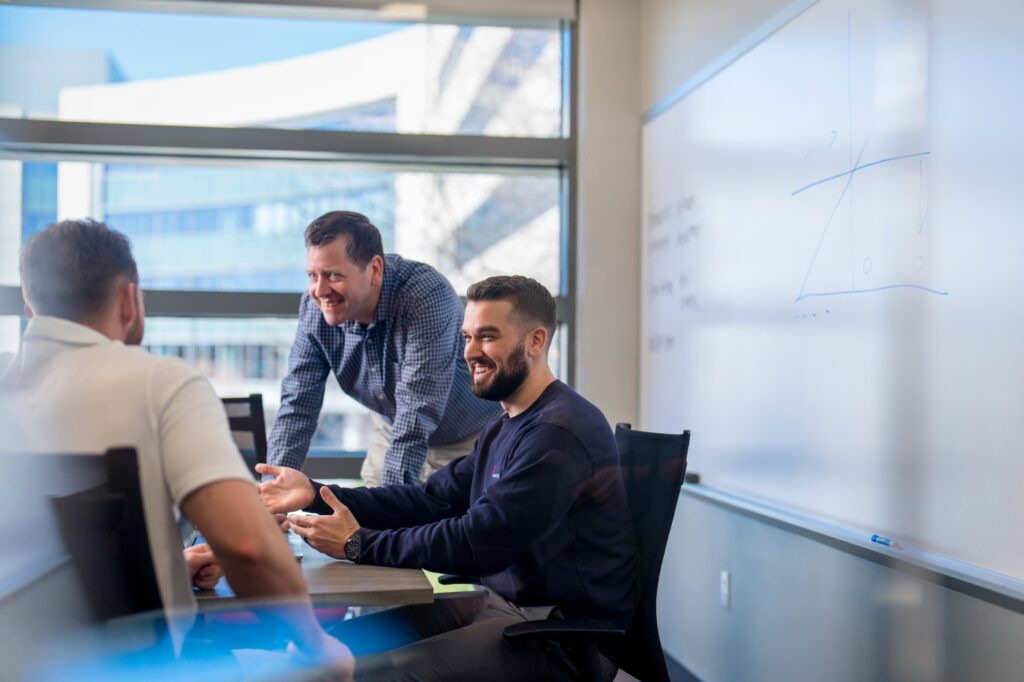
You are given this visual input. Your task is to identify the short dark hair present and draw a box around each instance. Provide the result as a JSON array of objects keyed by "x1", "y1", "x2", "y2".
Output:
[
  {"x1": 466, "y1": 275, "x2": 556, "y2": 341},
  {"x1": 304, "y1": 211, "x2": 384, "y2": 268},
  {"x1": 20, "y1": 219, "x2": 139, "y2": 322}
]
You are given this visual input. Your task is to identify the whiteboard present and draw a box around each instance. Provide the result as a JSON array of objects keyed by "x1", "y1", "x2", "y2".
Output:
[{"x1": 641, "y1": 0, "x2": 1024, "y2": 579}]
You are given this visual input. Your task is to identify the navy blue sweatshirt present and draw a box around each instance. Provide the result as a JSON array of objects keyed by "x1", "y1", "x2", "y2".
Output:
[{"x1": 307, "y1": 380, "x2": 637, "y2": 627}]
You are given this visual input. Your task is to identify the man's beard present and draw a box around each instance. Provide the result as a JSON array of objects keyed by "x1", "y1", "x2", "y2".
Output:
[{"x1": 471, "y1": 340, "x2": 529, "y2": 402}]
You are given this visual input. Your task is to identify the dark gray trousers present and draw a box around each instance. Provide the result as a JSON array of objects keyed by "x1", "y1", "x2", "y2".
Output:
[{"x1": 326, "y1": 590, "x2": 612, "y2": 682}]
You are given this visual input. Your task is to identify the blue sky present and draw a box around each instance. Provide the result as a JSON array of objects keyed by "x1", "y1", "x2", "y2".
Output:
[{"x1": 0, "y1": 5, "x2": 405, "y2": 80}]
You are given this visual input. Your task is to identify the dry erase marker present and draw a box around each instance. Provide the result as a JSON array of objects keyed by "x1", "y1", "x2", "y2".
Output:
[{"x1": 871, "y1": 534, "x2": 899, "y2": 548}]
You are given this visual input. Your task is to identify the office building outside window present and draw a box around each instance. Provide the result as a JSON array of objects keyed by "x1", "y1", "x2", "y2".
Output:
[{"x1": 0, "y1": 1, "x2": 575, "y2": 458}]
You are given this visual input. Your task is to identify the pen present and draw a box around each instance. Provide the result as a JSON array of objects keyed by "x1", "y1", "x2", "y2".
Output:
[{"x1": 871, "y1": 534, "x2": 899, "y2": 549}]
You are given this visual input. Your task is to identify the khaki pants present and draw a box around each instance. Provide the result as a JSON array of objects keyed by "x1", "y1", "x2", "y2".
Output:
[{"x1": 360, "y1": 412, "x2": 479, "y2": 487}]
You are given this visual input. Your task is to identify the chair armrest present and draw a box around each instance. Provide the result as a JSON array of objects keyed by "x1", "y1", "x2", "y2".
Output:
[
  {"x1": 503, "y1": 619, "x2": 625, "y2": 642},
  {"x1": 437, "y1": 574, "x2": 482, "y2": 585}
]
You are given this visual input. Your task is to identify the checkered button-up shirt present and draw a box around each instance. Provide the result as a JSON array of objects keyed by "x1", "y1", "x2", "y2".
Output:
[{"x1": 267, "y1": 254, "x2": 502, "y2": 485}]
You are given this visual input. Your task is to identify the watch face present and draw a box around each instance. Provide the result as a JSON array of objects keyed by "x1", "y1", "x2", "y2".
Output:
[{"x1": 345, "y1": 534, "x2": 360, "y2": 561}]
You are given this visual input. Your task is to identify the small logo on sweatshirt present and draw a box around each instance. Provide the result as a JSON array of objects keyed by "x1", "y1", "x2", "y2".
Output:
[{"x1": 490, "y1": 462, "x2": 500, "y2": 479}]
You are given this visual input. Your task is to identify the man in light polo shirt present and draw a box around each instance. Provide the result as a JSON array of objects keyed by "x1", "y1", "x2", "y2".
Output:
[{"x1": 0, "y1": 219, "x2": 347, "y2": 669}]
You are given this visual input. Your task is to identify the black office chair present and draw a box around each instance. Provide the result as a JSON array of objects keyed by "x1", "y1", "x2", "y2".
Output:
[
  {"x1": 175, "y1": 395, "x2": 268, "y2": 545},
  {"x1": 498, "y1": 424, "x2": 691, "y2": 682},
  {"x1": 49, "y1": 447, "x2": 164, "y2": 623},
  {"x1": 221, "y1": 394, "x2": 268, "y2": 480}
]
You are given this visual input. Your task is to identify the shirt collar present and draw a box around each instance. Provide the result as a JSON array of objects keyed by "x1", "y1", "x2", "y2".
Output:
[{"x1": 23, "y1": 315, "x2": 114, "y2": 348}]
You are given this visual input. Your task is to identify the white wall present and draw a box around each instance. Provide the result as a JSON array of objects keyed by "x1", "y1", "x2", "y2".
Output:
[
  {"x1": 662, "y1": 490, "x2": 1024, "y2": 682},
  {"x1": 575, "y1": 0, "x2": 642, "y2": 426}
]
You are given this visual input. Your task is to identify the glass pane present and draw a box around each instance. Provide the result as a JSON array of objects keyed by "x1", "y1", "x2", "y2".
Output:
[
  {"x1": 142, "y1": 317, "x2": 372, "y2": 452},
  {"x1": 0, "y1": 316, "x2": 20, "y2": 354},
  {"x1": 1, "y1": 159, "x2": 562, "y2": 295},
  {"x1": 140, "y1": 317, "x2": 567, "y2": 455},
  {"x1": 0, "y1": 6, "x2": 563, "y2": 137},
  {"x1": 1, "y1": 314, "x2": 565, "y2": 452},
  {"x1": 552, "y1": 322, "x2": 568, "y2": 382}
]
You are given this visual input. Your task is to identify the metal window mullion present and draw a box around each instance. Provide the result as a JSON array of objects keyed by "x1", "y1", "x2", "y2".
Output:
[
  {"x1": 2, "y1": 286, "x2": 573, "y2": 319},
  {"x1": 144, "y1": 290, "x2": 302, "y2": 317},
  {"x1": 6, "y1": 0, "x2": 575, "y2": 27},
  {"x1": 0, "y1": 119, "x2": 569, "y2": 169},
  {"x1": 564, "y1": 17, "x2": 578, "y2": 387}
]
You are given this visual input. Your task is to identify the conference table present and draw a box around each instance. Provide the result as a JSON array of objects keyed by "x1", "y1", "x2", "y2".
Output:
[{"x1": 196, "y1": 542, "x2": 435, "y2": 610}]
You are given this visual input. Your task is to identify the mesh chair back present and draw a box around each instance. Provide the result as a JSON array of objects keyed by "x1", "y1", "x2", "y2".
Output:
[
  {"x1": 611, "y1": 424, "x2": 690, "y2": 682},
  {"x1": 174, "y1": 395, "x2": 268, "y2": 546}
]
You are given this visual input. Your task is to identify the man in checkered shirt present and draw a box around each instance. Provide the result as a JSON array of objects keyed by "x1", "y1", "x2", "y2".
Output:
[{"x1": 267, "y1": 211, "x2": 502, "y2": 486}]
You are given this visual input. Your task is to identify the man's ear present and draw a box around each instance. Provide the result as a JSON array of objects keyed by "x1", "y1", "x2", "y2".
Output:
[
  {"x1": 369, "y1": 255, "x2": 384, "y2": 287},
  {"x1": 527, "y1": 326, "x2": 549, "y2": 358},
  {"x1": 117, "y1": 281, "x2": 139, "y2": 328},
  {"x1": 22, "y1": 291, "x2": 33, "y2": 319}
]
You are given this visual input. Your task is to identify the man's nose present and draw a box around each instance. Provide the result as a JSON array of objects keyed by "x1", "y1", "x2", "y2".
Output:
[{"x1": 312, "y1": 277, "x2": 331, "y2": 297}]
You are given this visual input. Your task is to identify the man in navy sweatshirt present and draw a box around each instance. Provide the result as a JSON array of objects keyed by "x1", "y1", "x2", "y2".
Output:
[{"x1": 257, "y1": 275, "x2": 636, "y2": 681}]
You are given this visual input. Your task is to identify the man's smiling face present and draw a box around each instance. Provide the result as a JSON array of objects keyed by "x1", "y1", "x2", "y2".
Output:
[
  {"x1": 462, "y1": 299, "x2": 531, "y2": 402},
  {"x1": 306, "y1": 236, "x2": 382, "y2": 326}
]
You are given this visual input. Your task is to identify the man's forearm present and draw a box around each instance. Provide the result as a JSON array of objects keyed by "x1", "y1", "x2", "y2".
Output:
[
  {"x1": 214, "y1": 533, "x2": 308, "y2": 599},
  {"x1": 388, "y1": 368, "x2": 450, "y2": 485},
  {"x1": 380, "y1": 440, "x2": 430, "y2": 486},
  {"x1": 182, "y1": 480, "x2": 308, "y2": 599},
  {"x1": 270, "y1": 314, "x2": 331, "y2": 469},
  {"x1": 267, "y1": 410, "x2": 318, "y2": 469},
  {"x1": 307, "y1": 464, "x2": 467, "y2": 530}
]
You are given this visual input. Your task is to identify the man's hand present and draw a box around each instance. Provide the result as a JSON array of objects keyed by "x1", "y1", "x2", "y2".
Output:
[
  {"x1": 288, "y1": 633, "x2": 354, "y2": 682},
  {"x1": 256, "y1": 463, "x2": 315, "y2": 513},
  {"x1": 274, "y1": 513, "x2": 290, "y2": 533},
  {"x1": 288, "y1": 487, "x2": 360, "y2": 559},
  {"x1": 183, "y1": 543, "x2": 223, "y2": 590}
]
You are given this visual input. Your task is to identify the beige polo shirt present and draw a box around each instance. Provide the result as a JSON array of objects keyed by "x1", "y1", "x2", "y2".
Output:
[{"x1": 0, "y1": 315, "x2": 253, "y2": 631}]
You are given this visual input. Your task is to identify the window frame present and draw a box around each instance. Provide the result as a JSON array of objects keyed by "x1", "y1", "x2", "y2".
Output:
[{"x1": 0, "y1": 0, "x2": 578, "y2": 384}]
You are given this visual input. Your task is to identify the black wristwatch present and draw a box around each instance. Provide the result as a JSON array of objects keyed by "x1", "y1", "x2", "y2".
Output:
[{"x1": 343, "y1": 532, "x2": 361, "y2": 562}]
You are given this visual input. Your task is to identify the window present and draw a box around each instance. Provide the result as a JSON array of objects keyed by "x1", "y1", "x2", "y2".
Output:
[
  {"x1": 5, "y1": 160, "x2": 560, "y2": 293},
  {"x1": 0, "y1": 0, "x2": 576, "y2": 457},
  {"x1": 140, "y1": 317, "x2": 569, "y2": 456},
  {"x1": 142, "y1": 317, "x2": 370, "y2": 451},
  {"x1": 0, "y1": 317, "x2": 19, "y2": 354},
  {"x1": 0, "y1": 5, "x2": 563, "y2": 137}
]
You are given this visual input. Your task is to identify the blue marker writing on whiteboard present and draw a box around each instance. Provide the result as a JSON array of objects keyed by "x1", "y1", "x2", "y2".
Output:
[{"x1": 871, "y1": 534, "x2": 900, "y2": 548}]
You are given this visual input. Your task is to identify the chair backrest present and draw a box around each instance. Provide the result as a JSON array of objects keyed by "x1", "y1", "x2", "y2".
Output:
[
  {"x1": 49, "y1": 447, "x2": 164, "y2": 622},
  {"x1": 221, "y1": 394, "x2": 267, "y2": 480},
  {"x1": 610, "y1": 423, "x2": 690, "y2": 682}
]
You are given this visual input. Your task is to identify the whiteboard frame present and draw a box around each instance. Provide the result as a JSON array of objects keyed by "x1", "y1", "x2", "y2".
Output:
[
  {"x1": 643, "y1": 0, "x2": 820, "y2": 123},
  {"x1": 644, "y1": 0, "x2": 1024, "y2": 595},
  {"x1": 685, "y1": 484, "x2": 1024, "y2": 614}
]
